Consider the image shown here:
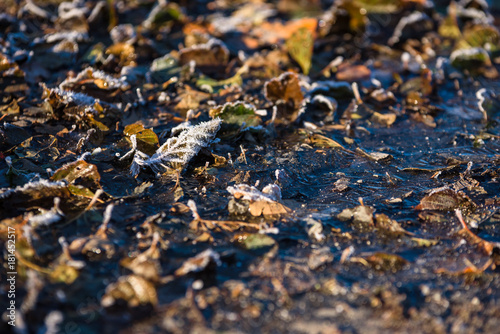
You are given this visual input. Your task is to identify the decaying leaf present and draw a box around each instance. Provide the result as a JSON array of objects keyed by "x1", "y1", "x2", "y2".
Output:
[
  {"x1": 120, "y1": 232, "x2": 162, "y2": 282},
  {"x1": 59, "y1": 67, "x2": 130, "y2": 98},
  {"x1": 375, "y1": 214, "x2": 412, "y2": 235},
  {"x1": 0, "y1": 179, "x2": 70, "y2": 214},
  {"x1": 209, "y1": 101, "x2": 261, "y2": 129},
  {"x1": 265, "y1": 72, "x2": 304, "y2": 108},
  {"x1": 363, "y1": 252, "x2": 409, "y2": 272},
  {"x1": 68, "y1": 204, "x2": 120, "y2": 260},
  {"x1": 174, "y1": 248, "x2": 221, "y2": 277},
  {"x1": 337, "y1": 199, "x2": 375, "y2": 231},
  {"x1": 227, "y1": 183, "x2": 290, "y2": 217},
  {"x1": 336, "y1": 64, "x2": 371, "y2": 82},
  {"x1": 355, "y1": 147, "x2": 392, "y2": 162},
  {"x1": 49, "y1": 237, "x2": 86, "y2": 284},
  {"x1": 179, "y1": 38, "x2": 229, "y2": 69},
  {"x1": 456, "y1": 209, "x2": 499, "y2": 256},
  {"x1": 101, "y1": 274, "x2": 158, "y2": 309},
  {"x1": 415, "y1": 187, "x2": 476, "y2": 211},
  {"x1": 123, "y1": 119, "x2": 221, "y2": 176},
  {"x1": 187, "y1": 200, "x2": 260, "y2": 233},
  {"x1": 51, "y1": 159, "x2": 101, "y2": 194}
]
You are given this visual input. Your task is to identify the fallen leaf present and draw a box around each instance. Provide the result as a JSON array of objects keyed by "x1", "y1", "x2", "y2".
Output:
[{"x1": 415, "y1": 187, "x2": 476, "y2": 211}]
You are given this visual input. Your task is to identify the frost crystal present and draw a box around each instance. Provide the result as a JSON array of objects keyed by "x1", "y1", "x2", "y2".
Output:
[
  {"x1": 0, "y1": 179, "x2": 67, "y2": 199},
  {"x1": 227, "y1": 183, "x2": 282, "y2": 202},
  {"x1": 34, "y1": 31, "x2": 89, "y2": 44},
  {"x1": 127, "y1": 118, "x2": 221, "y2": 176},
  {"x1": 59, "y1": 67, "x2": 129, "y2": 91},
  {"x1": 46, "y1": 88, "x2": 100, "y2": 114}
]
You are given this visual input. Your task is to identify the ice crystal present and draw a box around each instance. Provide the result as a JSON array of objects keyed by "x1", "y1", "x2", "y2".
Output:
[
  {"x1": 227, "y1": 183, "x2": 282, "y2": 202},
  {"x1": 125, "y1": 118, "x2": 221, "y2": 176},
  {"x1": 0, "y1": 179, "x2": 67, "y2": 199},
  {"x1": 59, "y1": 67, "x2": 129, "y2": 91},
  {"x1": 46, "y1": 88, "x2": 99, "y2": 114}
]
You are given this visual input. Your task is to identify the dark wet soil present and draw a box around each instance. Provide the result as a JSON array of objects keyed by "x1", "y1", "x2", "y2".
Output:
[{"x1": 1, "y1": 1, "x2": 500, "y2": 333}]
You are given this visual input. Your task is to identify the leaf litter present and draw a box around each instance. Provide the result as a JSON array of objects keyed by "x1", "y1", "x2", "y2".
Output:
[{"x1": 1, "y1": 1, "x2": 500, "y2": 333}]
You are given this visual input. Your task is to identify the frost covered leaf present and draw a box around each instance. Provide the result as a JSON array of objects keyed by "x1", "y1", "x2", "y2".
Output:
[
  {"x1": 0, "y1": 180, "x2": 70, "y2": 214},
  {"x1": 149, "y1": 54, "x2": 180, "y2": 83},
  {"x1": 227, "y1": 183, "x2": 291, "y2": 217},
  {"x1": 415, "y1": 187, "x2": 476, "y2": 211},
  {"x1": 59, "y1": 67, "x2": 130, "y2": 99},
  {"x1": 209, "y1": 101, "x2": 261, "y2": 129},
  {"x1": 286, "y1": 27, "x2": 314, "y2": 75},
  {"x1": 43, "y1": 87, "x2": 116, "y2": 129},
  {"x1": 129, "y1": 118, "x2": 221, "y2": 176},
  {"x1": 450, "y1": 47, "x2": 496, "y2": 77},
  {"x1": 227, "y1": 183, "x2": 282, "y2": 202},
  {"x1": 174, "y1": 248, "x2": 221, "y2": 277},
  {"x1": 355, "y1": 148, "x2": 392, "y2": 162}
]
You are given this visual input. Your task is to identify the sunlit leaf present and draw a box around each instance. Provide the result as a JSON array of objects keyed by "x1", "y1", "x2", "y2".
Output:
[
  {"x1": 124, "y1": 122, "x2": 159, "y2": 146},
  {"x1": 286, "y1": 27, "x2": 314, "y2": 75},
  {"x1": 209, "y1": 101, "x2": 261, "y2": 128},
  {"x1": 415, "y1": 187, "x2": 476, "y2": 211},
  {"x1": 234, "y1": 233, "x2": 276, "y2": 250}
]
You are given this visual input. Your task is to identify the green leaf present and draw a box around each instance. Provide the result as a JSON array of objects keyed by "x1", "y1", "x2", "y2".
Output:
[
  {"x1": 411, "y1": 237, "x2": 439, "y2": 247},
  {"x1": 239, "y1": 234, "x2": 276, "y2": 250},
  {"x1": 463, "y1": 25, "x2": 500, "y2": 50},
  {"x1": 286, "y1": 27, "x2": 314, "y2": 75},
  {"x1": 68, "y1": 184, "x2": 95, "y2": 199},
  {"x1": 124, "y1": 122, "x2": 159, "y2": 146},
  {"x1": 209, "y1": 102, "x2": 261, "y2": 128},
  {"x1": 353, "y1": 0, "x2": 400, "y2": 13}
]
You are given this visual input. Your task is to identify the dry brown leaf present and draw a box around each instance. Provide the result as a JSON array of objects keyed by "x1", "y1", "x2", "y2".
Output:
[
  {"x1": 336, "y1": 64, "x2": 371, "y2": 82},
  {"x1": 415, "y1": 187, "x2": 476, "y2": 211},
  {"x1": 248, "y1": 200, "x2": 291, "y2": 217}
]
